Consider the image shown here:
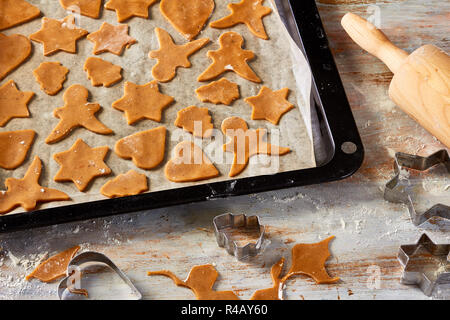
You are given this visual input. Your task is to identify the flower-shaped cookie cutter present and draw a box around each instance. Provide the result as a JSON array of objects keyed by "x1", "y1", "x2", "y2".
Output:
[
  {"x1": 57, "y1": 251, "x2": 142, "y2": 300},
  {"x1": 213, "y1": 213, "x2": 266, "y2": 261},
  {"x1": 397, "y1": 234, "x2": 450, "y2": 297},
  {"x1": 384, "y1": 150, "x2": 450, "y2": 228}
]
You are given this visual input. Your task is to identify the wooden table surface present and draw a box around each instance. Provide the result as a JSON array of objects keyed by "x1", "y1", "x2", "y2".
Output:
[{"x1": 0, "y1": 0, "x2": 449, "y2": 300}]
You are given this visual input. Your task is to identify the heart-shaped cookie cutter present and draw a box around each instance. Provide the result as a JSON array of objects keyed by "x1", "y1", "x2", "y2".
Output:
[{"x1": 57, "y1": 251, "x2": 142, "y2": 300}]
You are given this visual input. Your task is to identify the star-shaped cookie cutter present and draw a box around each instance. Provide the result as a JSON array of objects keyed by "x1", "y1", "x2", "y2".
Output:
[
  {"x1": 213, "y1": 213, "x2": 265, "y2": 261},
  {"x1": 397, "y1": 234, "x2": 450, "y2": 296},
  {"x1": 384, "y1": 150, "x2": 450, "y2": 228}
]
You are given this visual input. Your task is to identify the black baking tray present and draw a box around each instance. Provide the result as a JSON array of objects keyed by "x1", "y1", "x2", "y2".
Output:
[{"x1": 0, "y1": 0, "x2": 364, "y2": 233}]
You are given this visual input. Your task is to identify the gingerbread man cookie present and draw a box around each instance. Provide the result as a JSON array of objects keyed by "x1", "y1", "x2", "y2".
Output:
[
  {"x1": 100, "y1": 170, "x2": 149, "y2": 198},
  {"x1": 195, "y1": 78, "x2": 240, "y2": 105},
  {"x1": 59, "y1": 0, "x2": 102, "y2": 19},
  {"x1": 198, "y1": 31, "x2": 261, "y2": 83},
  {"x1": 53, "y1": 139, "x2": 111, "y2": 192},
  {"x1": 210, "y1": 0, "x2": 272, "y2": 40},
  {"x1": 0, "y1": 156, "x2": 70, "y2": 214},
  {"x1": 0, "y1": 0, "x2": 40, "y2": 31},
  {"x1": 45, "y1": 84, "x2": 113, "y2": 144},
  {"x1": 87, "y1": 22, "x2": 136, "y2": 55},
  {"x1": 0, "y1": 130, "x2": 35, "y2": 170},
  {"x1": 174, "y1": 106, "x2": 213, "y2": 138},
  {"x1": 30, "y1": 16, "x2": 88, "y2": 56},
  {"x1": 112, "y1": 80, "x2": 174, "y2": 124},
  {"x1": 222, "y1": 116, "x2": 290, "y2": 177},
  {"x1": 0, "y1": 33, "x2": 32, "y2": 81},
  {"x1": 105, "y1": 0, "x2": 158, "y2": 22},
  {"x1": 0, "y1": 80, "x2": 34, "y2": 127},
  {"x1": 84, "y1": 57, "x2": 123, "y2": 87},
  {"x1": 33, "y1": 62, "x2": 69, "y2": 96},
  {"x1": 149, "y1": 28, "x2": 209, "y2": 83}
]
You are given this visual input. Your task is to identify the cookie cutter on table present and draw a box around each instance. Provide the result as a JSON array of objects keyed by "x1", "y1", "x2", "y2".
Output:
[
  {"x1": 384, "y1": 150, "x2": 450, "y2": 227},
  {"x1": 57, "y1": 251, "x2": 142, "y2": 300},
  {"x1": 213, "y1": 213, "x2": 266, "y2": 261},
  {"x1": 397, "y1": 234, "x2": 450, "y2": 297}
]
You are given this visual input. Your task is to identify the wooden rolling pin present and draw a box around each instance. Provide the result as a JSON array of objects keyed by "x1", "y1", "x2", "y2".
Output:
[{"x1": 341, "y1": 12, "x2": 450, "y2": 148}]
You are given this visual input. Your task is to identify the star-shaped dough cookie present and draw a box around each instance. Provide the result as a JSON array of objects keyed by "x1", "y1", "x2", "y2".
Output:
[
  {"x1": 87, "y1": 22, "x2": 136, "y2": 55},
  {"x1": 59, "y1": 0, "x2": 102, "y2": 19},
  {"x1": 210, "y1": 0, "x2": 272, "y2": 40},
  {"x1": 112, "y1": 80, "x2": 174, "y2": 124},
  {"x1": 245, "y1": 86, "x2": 294, "y2": 125},
  {"x1": 45, "y1": 84, "x2": 113, "y2": 144},
  {"x1": 0, "y1": 156, "x2": 70, "y2": 214},
  {"x1": 83, "y1": 57, "x2": 123, "y2": 87},
  {"x1": 105, "y1": 0, "x2": 158, "y2": 22},
  {"x1": 53, "y1": 139, "x2": 111, "y2": 192},
  {"x1": 33, "y1": 62, "x2": 69, "y2": 96},
  {"x1": 0, "y1": 0, "x2": 40, "y2": 31},
  {"x1": 198, "y1": 31, "x2": 261, "y2": 83},
  {"x1": 149, "y1": 27, "x2": 209, "y2": 83},
  {"x1": 30, "y1": 16, "x2": 88, "y2": 56},
  {"x1": 0, "y1": 80, "x2": 34, "y2": 127}
]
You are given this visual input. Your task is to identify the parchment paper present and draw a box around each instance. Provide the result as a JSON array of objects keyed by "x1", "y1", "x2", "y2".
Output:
[{"x1": 0, "y1": 0, "x2": 316, "y2": 215}]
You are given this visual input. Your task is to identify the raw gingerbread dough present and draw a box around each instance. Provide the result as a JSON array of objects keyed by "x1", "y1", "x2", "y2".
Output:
[
  {"x1": 164, "y1": 141, "x2": 219, "y2": 182},
  {"x1": 0, "y1": 156, "x2": 70, "y2": 214},
  {"x1": 53, "y1": 139, "x2": 111, "y2": 191},
  {"x1": 59, "y1": 0, "x2": 102, "y2": 19},
  {"x1": 0, "y1": 80, "x2": 34, "y2": 127},
  {"x1": 198, "y1": 31, "x2": 261, "y2": 83},
  {"x1": 84, "y1": 57, "x2": 123, "y2": 87},
  {"x1": 105, "y1": 0, "x2": 158, "y2": 22},
  {"x1": 174, "y1": 105, "x2": 213, "y2": 138},
  {"x1": 30, "y1": 16, "x2": 88, "y2": 56},
  {"x1": 148, "y1": 264, "x2": 239, "y2": 300},
  {"x1": 160, "y1": 0, "x2": 214, "y2": 41},
  {"x1": 33, "y1": 62, "x2": 69, "y2": 95},
  {"x1": 87, "y1": 22, "x2": 136, "y2": 55},
  {"x1": 26, "y1": 246, "x2": 80, "y2": 283},
  {"x1": 148, "y1": 27, "x2": 209, "y2": 83},
  {"x1": 222, "y1": 116, "x2": 290, "y2": 177},
  {"x1": 45, "y1": 84, "x2": 113, "y2": 144},
  {"x1": 112, "y1": 80, "x2": 174, "y2": 124},
  {"x1": 114, "y1": 126, "x2": 166, "y2": 170},
  {"x1": 0, "y1": 130, "x2": 35, "y2": 170},
  {"x1": 0, "y1": 0, "x2": 40, "y2": 31},
  {"x1": 100, "y1": 170, "x2": 149, "y2": 198},
  {"x1": 210, "y1": 0, "x2": 272, "y2": 40},
  {"x1": 195, "y1": 78, "x2": 240, "y2": 105},
  {"x1": 0, "y1": 33, "x2": 32, "y2": 81},
  {"x1": 245, "y1": 86, "x2": 294, "y2": 125},
  {"x1": 250, "y1": 258, "x2": 284, "y2": 300}
]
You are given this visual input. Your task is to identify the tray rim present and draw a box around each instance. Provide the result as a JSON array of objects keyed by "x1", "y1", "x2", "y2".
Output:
[{"x1": 0, "y1": 0, "x2": 364, "y2": 233}]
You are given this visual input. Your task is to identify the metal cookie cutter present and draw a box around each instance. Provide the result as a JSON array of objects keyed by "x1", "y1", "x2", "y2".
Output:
[
  {"x1": 58, "y1": 251, "x2": 142, "y2": 300},
  {"x1": 213, "y1": 213, "x2": 265, "y2": 261},
  {"x1": 384, "y1": 150, "x2": 450, "y2": 227},
  {"x1": 398, "y1": 234, "x2": 450, "y2": 297}
]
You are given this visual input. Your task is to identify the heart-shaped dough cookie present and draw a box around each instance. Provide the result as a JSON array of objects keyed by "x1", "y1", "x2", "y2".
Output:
[
  {"x1": 0, "y1": 33, "x2": 31, "y2": 81},
  {"x1": 160, "y1": 0, "x2": 214, "y2": 40}
]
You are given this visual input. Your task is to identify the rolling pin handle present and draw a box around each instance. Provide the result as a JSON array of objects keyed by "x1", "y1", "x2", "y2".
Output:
[{"x1": 341, "y1": 12, "x2": 409, "y2": 74}]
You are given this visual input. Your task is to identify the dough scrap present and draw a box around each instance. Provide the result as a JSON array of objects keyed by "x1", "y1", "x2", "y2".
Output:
[
  {"x1": 0, "y1": 33, "x2": 32, "y2": 81},
  {"x1": 0, "y1": 0, "x2": 40, "y2": 31},
  {"x1": 112, "y1": 80, "x2": 174, "y2": 124},
  {"x1": 53, "y1": 139, "x2": 111, "y2": 192},
  {"x1": 33, "y1": 62, "x2": 69, "y2": 96},
  {"x1": 174, "y1": 105, "x2": 213, "y2": 138},
  {"x1": 195, "y1": 78, "x2": 240, "y2": 105},
  {"x1": 30, "y1": 16, "x2": 88, "y2": 56},
  {"x1": 160, "y1": 0, "x2": 214, "y2": 41},
  {"x1": 210, "y1": 0, "x2": 272, "y2": 40},
  {"x1": 114, "y1": 126, "x2": 166, "y2": 170},
  {"x1": 222, "y1": 116, "x2": 290, "y2": 177},
  {"x1": 198, "y1": 31, "x2": 261, "y2": 83},
  {"x1": 164, "y1": 141, "x2": 219, "y2": 182},
  {"x1": 59, "y1": 0, "x2": 102, "y2": 19},
  {"x1": 0, "y1": 80, "x2": 34, "y2": 127},
  {"x1": 148, "y1": 27, "x2": 209, "y2": 83},
  {"x1": 100, "y1": 170, "x2": 149, "y2": 198},
  {"x1": 245, "y1": 86, "x2": 294, "y2": 125},
  {"x1": 0, "y1": 130, "x2": 35, "y2": 170},
  {"x1": 83, "y1": 57, "x2": 122, "y2": 87},
  {"x1": 45, "y1": 84, "x2": 113, "y2": 144},
  {"x1": 0, "y1": 156, "x2": 70, "y2": 214},
  {"x1": 26, "y1": 246, "x2": 80, "y2": 283},
  {"x1": 87, "y1": 22, "x2": 136, "y2": 55},
  {"x1": 105, "y1": 0, "x2": 158, "y2": 22},
  {"x1": 148, "y1": 264, "x2": 239, "y2": 300},
  {"x1": 250, "y1": 258, "x2": 284, "y2": 300}
]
